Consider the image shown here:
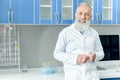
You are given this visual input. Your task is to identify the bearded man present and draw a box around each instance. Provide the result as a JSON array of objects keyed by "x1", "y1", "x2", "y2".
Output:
[{"x1": 53, "y1": 3, "x2": 104, "y2": 80}]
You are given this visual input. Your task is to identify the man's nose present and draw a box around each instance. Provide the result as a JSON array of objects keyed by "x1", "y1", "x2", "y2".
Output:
[{"x1": 81, "y1": 14, "x2": 86, "y2": 19}]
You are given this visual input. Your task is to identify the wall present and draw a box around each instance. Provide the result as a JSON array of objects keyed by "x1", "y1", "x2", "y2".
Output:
[
  {"x1": 0, "y1": 24, "x2": 120, "y2": 68},
  {"x1": 18, "y1": 25, "x2": 65, "y2": 68}
]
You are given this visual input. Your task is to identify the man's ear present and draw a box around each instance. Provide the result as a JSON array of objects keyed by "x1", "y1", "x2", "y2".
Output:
[{"x1": 75, "y1": 13, "x2": 77, "y2": 18}]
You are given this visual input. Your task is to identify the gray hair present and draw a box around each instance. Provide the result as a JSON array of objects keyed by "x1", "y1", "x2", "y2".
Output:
[
  {"x1": 77, "y1": 3, "x2": 92, "y2": 10},
  {"x1": 76, "y1": 3, "x2": 92, "y2": 14}
]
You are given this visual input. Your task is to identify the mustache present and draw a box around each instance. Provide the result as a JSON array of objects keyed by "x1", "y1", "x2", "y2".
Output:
[
  {"x1": 75, "y1": 18, "x2": 90, "y2": 24},
  {"x1": 75, "y1": 18, "x2": 90, "y2": 23}
]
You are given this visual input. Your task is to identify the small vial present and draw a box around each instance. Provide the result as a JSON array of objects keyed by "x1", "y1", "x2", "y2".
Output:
[{"x1": 22, "y1": 65, "x2": 28, "y2": 73}]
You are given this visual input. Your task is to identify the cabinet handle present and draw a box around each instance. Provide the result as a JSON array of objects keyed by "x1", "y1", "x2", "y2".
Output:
[
  {"x1": 54, "y1": 13, "x2": 57, "y2": 24},
  {"x1": 11, "y1": 11, "x2": 14, "y2": 23},
  {"x1": 56, "y1": 12, "x2": 59, "y2": 24},
  {"x1": 8, "y1": 9, "x2": 13, "y2": 23},
  {"x1": 96, "y1": 13, "x2": 101, "y2": 24},
  {"x1": 8, "y1": 11, "x2": 10, "y2": 23},
  {"x1": 96, "y1": 13, "x2": 99, "y2": 24},
  {"x1": 54, "y1": 12, "x2": 60, "y2": 24},
  {"x1": 54, "y1": 12, "x2": 59, "y2": 24}
]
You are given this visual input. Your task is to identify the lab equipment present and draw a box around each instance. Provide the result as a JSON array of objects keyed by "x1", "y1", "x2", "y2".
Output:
[
  {"x1": 0, "y1": 24, "x2": 20, "y2": 72},
  {"x1": 42, "y1": 61, "x2": 58, "y2": 75}
]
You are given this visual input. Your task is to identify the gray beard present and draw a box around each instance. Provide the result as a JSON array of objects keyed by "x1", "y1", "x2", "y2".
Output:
[{"x1": 74, "y1": 19, "x2": 90, "y2": 32}]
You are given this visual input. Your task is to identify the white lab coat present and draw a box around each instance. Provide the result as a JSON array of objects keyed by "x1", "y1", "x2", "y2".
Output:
[{"x1": 54, "y1": 24, "x2": 104, "y2": 80}]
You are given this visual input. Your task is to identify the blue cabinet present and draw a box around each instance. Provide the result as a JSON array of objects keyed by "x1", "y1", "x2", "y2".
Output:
[
  {"x1": 12, "y1": 0, "x2": 34, "y2": 24},
  {"x1": 0, "y1": 0, "x2": 34, "y2": 24},
  {"x1": 35, "y1": 0, "x2": 77, "y2": 24},
  {"x1": 0, "y1": 0, "x2": 10, "y2": 23},
  {"x1": 36, "y1": 0, "x2": 116, "y2": 24},
  {"x1": 80, "y1": 0, "x2": 116, "y2": 24},
  {"x1": 0, "y1": 0, "x2": 118, "y2": 24}
]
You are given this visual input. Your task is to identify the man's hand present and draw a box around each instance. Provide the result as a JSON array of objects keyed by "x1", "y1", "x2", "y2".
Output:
[
  {"x1": 77, "y1": 54, "x2": 89, "y2": 64},
  {"x1": 89, "y1": 53, "x2": 96, "y2": 62}
]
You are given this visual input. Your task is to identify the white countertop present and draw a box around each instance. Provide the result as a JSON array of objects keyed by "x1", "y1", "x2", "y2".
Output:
[
  {"x1": 99, "y1": 68, "x2": 120, "y2": 79},
  {"x1": 0, "y1": 70, "x2": 64, "y2": 80},
  {"x1": 0, "y1": 69, "x2": 120, "y2": 80},
  {"x1": 97, "y1": 60, "x2": 120, "y2": 79},
  {"x1": 0, "y1": 60, "x2": 120, "y2": 80}
]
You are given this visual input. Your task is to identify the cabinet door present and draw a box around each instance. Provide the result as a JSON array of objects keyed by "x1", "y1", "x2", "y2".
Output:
[
  {"x1": 117, "y1": 0, "x2": 120, "y2": 24},
  {"x1": 98, "y1": 0, "x2": 116, "y2": 24},
  {"x1": 36, "y1": 0, "x2": 77, "y2": 24},
  {"x1": 0, "y1": 0, "x2": 10, "y2": 23},
  {"x1": 57, "y1": 0, "x2": 77, "y2": 24},
  {"x1": 80, "y1": 0, "x2": 116, "y2": 24},
  {"x1": 36, "y1": 0, "x2": 55, "y2": 24},
  {"x1": 12, "y1": 0, "x2": 34, "y2": 24}
]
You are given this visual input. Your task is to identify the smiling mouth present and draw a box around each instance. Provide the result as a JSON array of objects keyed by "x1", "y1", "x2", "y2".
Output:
[{"x1": 79, "y1": 20, "x2": 87, "y2": 23}]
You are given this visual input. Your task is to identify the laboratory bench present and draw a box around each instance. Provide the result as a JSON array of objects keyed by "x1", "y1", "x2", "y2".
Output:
[{"x1": 0, "y1": 60, "x2": 120, "y2": 80}]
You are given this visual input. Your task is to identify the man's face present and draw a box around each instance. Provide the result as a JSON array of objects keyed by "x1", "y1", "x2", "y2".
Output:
[{"x1": 75, "y1": 5, "x2": 91, "y2": 23}]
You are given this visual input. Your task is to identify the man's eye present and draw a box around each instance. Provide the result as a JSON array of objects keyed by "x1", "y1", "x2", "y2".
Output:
[
  {"x1": 87, "y1": 14, "x2": 89, "y2": 16},
  {"x1": 79, "y1": 13, "x2": 82, "y2": 15},
  {"x1": 86, "y1": 13, "x2": 90, "y2": 16}
]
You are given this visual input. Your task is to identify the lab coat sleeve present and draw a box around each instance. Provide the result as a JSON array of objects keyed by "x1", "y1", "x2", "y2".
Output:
[
  {"x1": 94, "y1": 34, "x2": 105, "y2": 61},
  {"x1": 53, "y1": 31, "x2": 78, "y2": 64}
]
